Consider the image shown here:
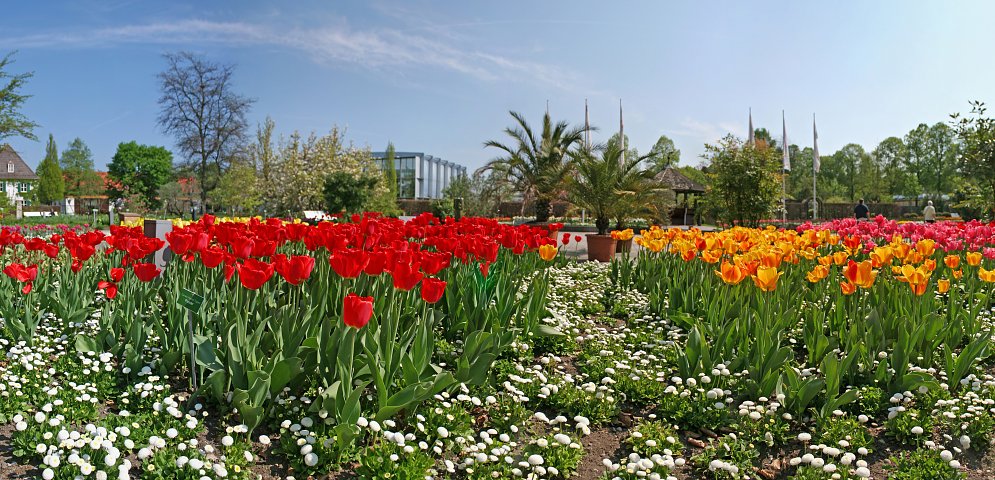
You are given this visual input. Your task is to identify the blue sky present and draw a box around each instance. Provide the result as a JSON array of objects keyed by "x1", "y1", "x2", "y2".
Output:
[{"x1": 3, "y1": 0, "x2": 995, "y2": 173}]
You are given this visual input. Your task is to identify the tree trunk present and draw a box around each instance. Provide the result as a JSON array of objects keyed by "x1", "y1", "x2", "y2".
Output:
[
  {"x1": 534, "y1": 199, "x2": 551, "y2": 223},
  {"x1": 595, "y1": 216, "x2": 610, "y2": 235}
]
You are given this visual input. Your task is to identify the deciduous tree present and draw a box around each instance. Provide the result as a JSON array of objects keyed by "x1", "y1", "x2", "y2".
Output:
[
  {"x1": 0, "y1": 52, "x2": 39, "y2": 142},
  {"x1": 60, "y1": 137, "x2": 103, "y2": 196},
  {"x1": 703, "y1": 135, "x2": 781, "y2": 226},
  {"x1": 108, "y1": 141, "x2": 173, "y2": 209},
  {"x1": 157, "y1": 52, "x2": 254, "y2": 206},
  {"x1": 951, "y1": 101, "x2": 995, "y2": 218}
]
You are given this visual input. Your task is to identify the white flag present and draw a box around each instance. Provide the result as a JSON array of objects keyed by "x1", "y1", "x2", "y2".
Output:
[
  {"x1": 748, "y1": 108, "x2": 755, "y2": 145},
  {"x1": 782, "y1": 111, "x2": 790, "y2": 171},
  {"x1": 813, "y1": 115, "x2": 820, "y2": 173},
  {"x1": 584, "y1": 99, "x2": 591, "y2": 150},
  {"x1": 619, "y1": 99, "x2": 625, "y2": 164}
]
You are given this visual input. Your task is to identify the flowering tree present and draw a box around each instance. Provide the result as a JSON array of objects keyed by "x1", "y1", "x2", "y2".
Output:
[{"x1": 703, "y1": 135, "x2": 782, "y2": 227}]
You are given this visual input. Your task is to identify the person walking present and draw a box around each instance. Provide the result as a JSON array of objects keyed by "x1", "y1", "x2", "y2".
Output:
[
  {"x1": 854, "y1": 199, "x2": 869, "y2": 221},
  {"x1": 923, "y1": 200, "x2": 936, "y2": 224}
]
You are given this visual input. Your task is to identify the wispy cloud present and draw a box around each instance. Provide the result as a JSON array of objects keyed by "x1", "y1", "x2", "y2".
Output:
[
  {"x1": 672, "y1": 118, "x2": 743, "y2": 143},
  {"x1": 0, "y1": 19, "x2": 593, "y2": 93}
]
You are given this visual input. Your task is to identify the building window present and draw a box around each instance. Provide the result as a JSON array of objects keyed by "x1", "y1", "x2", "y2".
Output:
[
  {"x1": 17, "y1": 182, "x2": 31, "y2": 193},
  {"x1": 6, "y1": 163, "x2": 12, "y2": 173}
]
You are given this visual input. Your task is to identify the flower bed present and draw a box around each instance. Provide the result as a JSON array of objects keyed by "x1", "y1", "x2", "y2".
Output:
[{"x1": 1, "y1": 215, "x2": 994, "y2": 478}]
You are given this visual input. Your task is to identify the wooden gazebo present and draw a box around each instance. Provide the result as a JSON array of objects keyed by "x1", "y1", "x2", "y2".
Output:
[{"x1": 656, "y1": 167, "x2": 706, "y2": 225}]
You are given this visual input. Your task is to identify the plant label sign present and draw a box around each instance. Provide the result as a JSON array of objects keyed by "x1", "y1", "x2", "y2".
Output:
[{"x1": 178, "y1": 288, "x2": 205, "y2": 312}]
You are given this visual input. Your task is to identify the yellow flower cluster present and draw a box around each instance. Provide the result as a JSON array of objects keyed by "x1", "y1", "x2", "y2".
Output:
[{"x1": 635, "y1": 226, "x2": 995, "y2": 294}]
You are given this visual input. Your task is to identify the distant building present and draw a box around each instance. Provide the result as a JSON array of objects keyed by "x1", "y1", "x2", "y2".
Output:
[
  {"x1": 371, "y1": 151, "x2": 467, "y2": 199},
  {"x1": 0, "y1": 144, "x2": 39, "y2": 204}
]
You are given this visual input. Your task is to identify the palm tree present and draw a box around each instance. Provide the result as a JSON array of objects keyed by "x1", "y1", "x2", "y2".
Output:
[
  {"x1": 481, "y1": 111, "x2": 585, "y2": 222},
  {"x1": 566, "y1": 143, "x2": 666, "y2": 235}
]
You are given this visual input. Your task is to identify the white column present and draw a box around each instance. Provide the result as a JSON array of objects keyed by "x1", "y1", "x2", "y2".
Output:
[
  {"x1": 442, "y1": 161, "x2": 451, "y2": 195},
  {"x1": 416, "y1": 155, "x2": 424, "y2": 198}
]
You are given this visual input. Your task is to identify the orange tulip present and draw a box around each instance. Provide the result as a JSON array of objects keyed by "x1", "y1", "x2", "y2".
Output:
[
  {"x1": 840, "y1": 281, "x2": 857, "y2": 295},
  {"x1": 967, "y1": 252, "x2": 983, "y2": 267},
  {"x1": 751, "y1": 266, "x2": 781, "y2": 292},
  {"x1": 914, "y1": 239, "x2": 936, "y2": 258},
  {"x1": 760, "y1": 250, "x2": 783, "y2": 269},
  {"x1": 980, "y1": 267, "x2": 995, "y2": 283},
  {"x1": 900, "y1": 264, "x2": 930, "y2": 296},
  {"x1": 943, "y1": 255, "x2": 960, "y2": 269},
  {"x1": 832, "y1": 251, "x2": 850, "y2": 266},
  {"x1": 805, "y1": 264, "x2": 830, "y2": 283},
  {"x1": 843, "y1": 259, "x2": 877, "y2": 288},
  {"x1": 715, "y1": 260, "x2": 748, "y2": 285},
  {"x1": 538, "y1": 244, "x2": 558, "y2": 261},
  {"x1": 681, "y1": 248, "x2": 697, "y2": 262},
  {"x1": 843, "y1": 235, "x2": 863, "y2": 252},
  {"x1": 937, "y1": 279, "x2": 950, "y2": 294},
  {"x1": 818, "y1": 255, "x2": 833, "y2": 266},
  {"x1": 701, "y1": 249, "x2": 723, "y2": 264},
  {"x1": 737, "y1": 258, "x2": 760, "y2": 276},
  {"x1": 892, "y1": 242, "x2": 912, "y2": 260},
  {"x1": 870, "y1": 246, "x2": 893, "y2": 268},
  {"x1": 953, "y1": 268, "x2": 963, "y2": 280}
]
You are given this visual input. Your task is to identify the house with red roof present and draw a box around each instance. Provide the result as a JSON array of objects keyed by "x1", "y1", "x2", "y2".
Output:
[{"x1": 0, "y1": 144, "x2": 39, "y2": 205}]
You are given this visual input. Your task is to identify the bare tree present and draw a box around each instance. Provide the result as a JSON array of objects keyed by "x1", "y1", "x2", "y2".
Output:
[{"x1": 157, "y1": 52, "x2": 254, "y2": 206}]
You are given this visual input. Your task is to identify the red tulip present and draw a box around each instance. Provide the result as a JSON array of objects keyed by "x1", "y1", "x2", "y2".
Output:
[
  {"x1": 420, "y1": 277, "x2": 446, "y2": 304},
  {"x1": 574, "y1": 235, "x2": 582, "y2": 242},
  {"x1": 199, "y1": 247, "x2": 226, "y2": 269},
  {"x1": 166, "y1": 231, "x2": 193, "y2": 256},
  {"x1": 343, "y1": 292, "x2": 374, "y2": 329},
  {"x1": 230, "y1": 236, "x2": 255, "y2": 259},
  {"x1": 201, "y1": 214, "x2": 216, "y2": 227},
  {"x1": 364, "y1": 250, "x2": 388, "y2": 276},
  {"x1": 192, "y1": 232, "x2": 210, "y2": 252},
  {"x1": 561, "y1": 233, "x2": 570, "y2": 245},
  {"x1": 4, "y1": 263, "x2": 38, "y2": 283},
  {"x1": 98, "y1": 280, "x2": 119, "y2": 300},
  {"x1": 132, "y1": 262, "x2": 161, "y2": 282},
  {"x1": 329, "y1": 249, "x2": 369, "y2": 279},
  {"x1": 4, "y1": 263, "x2": 38, "y2": 294},
  {"x1": 71, "y1": 259, "x2": 83, "y2": 273},
  {"x1": 390, "y1": 261, "x2": 423, "y2": 291},
  {"x1": 274, "y1": 254, "x2": 316, "y2": 285},
  {"x1": 110, "y1": 267, "x2": 125, "y2": 283},
  {"x1": 223, "y1": 263, "x2": 236, "y2": 282},
  {"x1": 236, "y1": 258, "x2": 275, "y2": 290},
  {"x1": 480, "y1": 261, "x2": 491, "y2": 278},
  {"x1": 43, "y1": 243, "x2": 60, "y2": 259},
  {"x1": 420, "y1": 252, "x2": 452, "y2": 276}
]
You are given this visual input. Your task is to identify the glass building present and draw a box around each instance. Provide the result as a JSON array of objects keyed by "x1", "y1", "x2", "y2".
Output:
[{"x1": 371, "y1": 151, "x2": 467, "y2": 199}]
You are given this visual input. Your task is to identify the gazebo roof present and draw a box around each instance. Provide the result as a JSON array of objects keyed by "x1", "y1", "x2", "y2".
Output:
[{"x1": 656, "y1": 167, "x2": 705, "y2": 193}]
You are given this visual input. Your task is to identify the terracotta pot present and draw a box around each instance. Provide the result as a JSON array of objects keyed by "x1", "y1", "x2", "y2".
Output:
[
  {"x1": 586, "y1": 234, "x2": 617, "y2": 262},
  {"x1": 615, "y1": 238, "x2": 632, "y2": 254}
]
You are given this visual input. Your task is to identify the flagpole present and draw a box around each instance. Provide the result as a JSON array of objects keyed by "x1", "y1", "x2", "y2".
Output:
[
  {"x1": 782, "y1": 110, "x2": 788, "y2": 224},
  {"x1": 584, "y1": 99, "x2": 591, "y2": 151},
  {"x1": 813, "y1": 113, "x2": 818, "y2": 221},
  {"x1": 619, "y1": 99, "x2": 625, "y2": 165}
]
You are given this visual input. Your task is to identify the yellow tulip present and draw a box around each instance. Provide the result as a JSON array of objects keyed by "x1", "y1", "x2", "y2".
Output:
[
  {"x1": 538, "y1": 244, "x2": 558, "y2": 261},
  {"x1": 967, "y1": 252, "x2": 983, "y2": 267},
  {"x1": 980, "y1": 267, "x2": 995, "y2": 283},
  {"x1": 751, "y1": 266, "x2": 781, "y2": 292}
]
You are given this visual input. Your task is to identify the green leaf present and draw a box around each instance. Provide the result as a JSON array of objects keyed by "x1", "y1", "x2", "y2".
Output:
[{"x1": 75, "y1": 335, "x2": 100, "y2": 353}]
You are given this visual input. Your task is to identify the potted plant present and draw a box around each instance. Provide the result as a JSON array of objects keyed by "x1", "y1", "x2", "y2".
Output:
[
  {"x1": 612, "y1": 228, "x2": 634, "y2": 253},
  {"x1": 567, "y1": 144, "x2": 666, "y2": 261}
]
